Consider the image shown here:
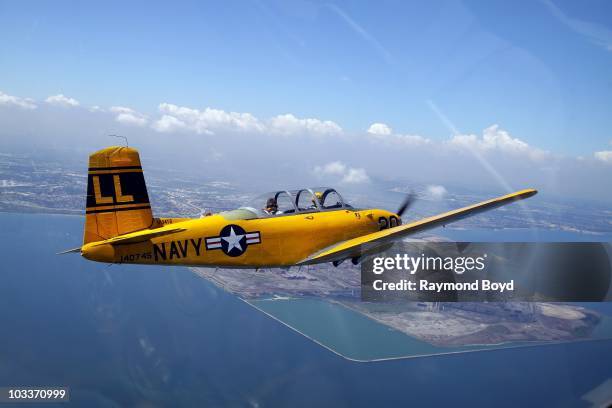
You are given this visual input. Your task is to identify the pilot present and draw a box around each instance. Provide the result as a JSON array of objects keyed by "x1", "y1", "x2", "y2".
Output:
[
  {"x1": 263, "y1": 197, "x2": 279, "y2": 215},
  {"x1": 311, "y1": 191, "x2": 323, "y2": 209}
]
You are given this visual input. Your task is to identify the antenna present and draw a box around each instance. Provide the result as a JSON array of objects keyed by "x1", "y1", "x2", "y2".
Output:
[{"x1": 109, "y1": 134, "x2": 129, "y2": 147}]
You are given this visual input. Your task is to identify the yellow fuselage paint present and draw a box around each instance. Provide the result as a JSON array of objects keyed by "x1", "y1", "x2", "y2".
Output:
[{"x1": 81, "y1": 208, "x2": 397, "y2": 267}]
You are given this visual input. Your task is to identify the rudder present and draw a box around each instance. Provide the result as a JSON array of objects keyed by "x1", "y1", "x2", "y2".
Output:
[{"x1": 83, "y1": 146, "x2": 153, "y2": 244}]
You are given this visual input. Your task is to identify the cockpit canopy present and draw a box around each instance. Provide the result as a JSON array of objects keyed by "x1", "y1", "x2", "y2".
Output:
[{"x1": 221, "y1": 188, "x2": 350, "y2": 220}]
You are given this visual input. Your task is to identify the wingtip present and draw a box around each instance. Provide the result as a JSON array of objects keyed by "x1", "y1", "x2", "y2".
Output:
[{"x1": 513, "y1": 188, "x2": 537, "y2": 199}]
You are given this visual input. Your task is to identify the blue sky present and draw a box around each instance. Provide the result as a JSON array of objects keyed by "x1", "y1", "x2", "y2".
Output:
[{"x1": 1, "y1": 0, "x2": 612, "y2": 156}]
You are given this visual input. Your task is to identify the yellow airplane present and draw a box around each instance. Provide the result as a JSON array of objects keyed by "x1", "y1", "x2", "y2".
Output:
[{"x1": 65, "y1": 146, "x2": 537, "y2": 268}]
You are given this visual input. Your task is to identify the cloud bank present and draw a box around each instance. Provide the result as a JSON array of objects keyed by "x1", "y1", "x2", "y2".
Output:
[
  {"x1": 110, "y1": 106, "x2": 148, "y2": 127},
  {"x1": 0, "y1": 91, "x2": 37, "y2": 110},
  {"x1": 594, "y1": 150, "x2": 612, "y2": 164},
  {"x1": 45, "y1": 94, "x2": 80, "y2": 107},
  {"x1": 425, "y1": 185, "x2": 448, "y2": 200},
  {"x1": 314, "y1": 161, "x2": 370, "y2": 184},
  {"x1": 152, "y1": 103, "x2": 342, "y2": 137},
  {"x1": 0, "y1": 90, "x2": 610, "y2": 202},
  {"x1": 367, "y1": 122, "x2": 430, "y2": 146},
  {"x1": 448, "y1": 124, "x2": 548, "y2": 161}
]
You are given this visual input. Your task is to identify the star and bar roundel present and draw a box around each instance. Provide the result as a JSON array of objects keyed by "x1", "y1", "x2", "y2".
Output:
[{"x1": 205, "y1": 224, "x2": 261, "y2": 257}]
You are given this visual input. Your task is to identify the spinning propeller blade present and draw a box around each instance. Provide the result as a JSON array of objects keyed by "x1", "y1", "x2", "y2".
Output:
[{"x1": 397, "y1": 191, "x2": 416, "y2": 217}]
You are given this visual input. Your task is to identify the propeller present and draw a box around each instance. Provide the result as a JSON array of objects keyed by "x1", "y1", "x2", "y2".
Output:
[{"x1": 396, "y1": 191, "x2": 416, "y2": 217}]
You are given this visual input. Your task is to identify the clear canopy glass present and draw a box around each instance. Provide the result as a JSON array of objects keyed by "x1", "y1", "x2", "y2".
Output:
[{"x1": 231, "y1": 187, "x2": 349, "y2": 218}]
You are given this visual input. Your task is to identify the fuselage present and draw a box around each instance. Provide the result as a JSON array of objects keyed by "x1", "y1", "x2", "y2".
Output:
[{"x1": 81, "y1": 207, "x2": 398, "y2": 267}]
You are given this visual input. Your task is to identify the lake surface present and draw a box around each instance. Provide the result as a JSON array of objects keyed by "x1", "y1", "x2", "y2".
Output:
[
  {"x1": 249, "y1": 297, "x2": 612, "y2": 362},
  {"x1": 248, "y1": 298, "x2": 484, "y2": 361},
  {"x1": 1, "y1": 212, "x2": 611, "y2": 407}
]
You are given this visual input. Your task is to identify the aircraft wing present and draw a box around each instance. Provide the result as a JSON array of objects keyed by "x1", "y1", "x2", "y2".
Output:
[{"x1": 298, "y1": 189, "x2": 537, "y2": 265}]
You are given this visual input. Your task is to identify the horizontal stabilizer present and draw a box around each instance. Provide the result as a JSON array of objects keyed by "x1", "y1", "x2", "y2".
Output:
[
  {"x1": 59, "y1": 227, "x2": 186, "y2": 254},
  {"x1": 98, "y1": 227, "x2": 187, "y2": 246}
]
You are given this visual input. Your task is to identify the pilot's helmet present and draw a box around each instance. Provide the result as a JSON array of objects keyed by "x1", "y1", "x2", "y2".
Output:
[{"x1": 312, "y1": 191, "x2": 323, "y2": 206}]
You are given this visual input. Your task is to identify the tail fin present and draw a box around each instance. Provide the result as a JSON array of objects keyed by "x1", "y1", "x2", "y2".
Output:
[{"x1": 83, "y1": 146, "x2": 153, "y2": 244}]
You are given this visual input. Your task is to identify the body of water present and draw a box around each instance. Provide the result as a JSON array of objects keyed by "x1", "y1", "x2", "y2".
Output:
[{"x1": 1, "y1": 212, "x2": 611, "y2": 407}]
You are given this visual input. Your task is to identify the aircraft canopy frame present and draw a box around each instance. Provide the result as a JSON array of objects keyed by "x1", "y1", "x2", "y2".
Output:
[{"x1": 231, "y1": 187, "x2": 349, "y2": 219}]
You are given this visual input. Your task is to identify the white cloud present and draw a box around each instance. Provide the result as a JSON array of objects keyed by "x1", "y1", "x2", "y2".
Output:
[
  {"x1": 314, "y1": 161, "x2": 369, "y2": 184},
  {"x1": 152, "y1": 114, "x2": 187, "y2": 133},
  {"x1": 449, "y1": 124, "x2": 547, "y2": 160},
  {"x1": 342, "y1": 167, "x2": 369, "y2": 183},
  {"x1": 269, "y1": 113, "x2": 342, "y2": 136},
  {"x1": 314, "y1": 161, "x2": 347, "y2": 176},
  {"x1": 594, "y1": 150, "x2": 612, "y2": 164},
  {"x1": 153, "y1": 103, "x2": 265, "y2": 134},
  {"x1": 366, "y1": 122, "x2": 430, "y2": 146},
  {"x1": 367, "y1": 122, "x2": 393, "y2": 136},
  {"x1": 116, "y1": 113, "x2": 147, "y2": 127},
  {"x1": 1, "y1": 90, "x2": 611, "y2": 202},
  {"x1": 110, "y1": 106, "x2": 148, "y2": 127},
  {"x1": 45, "y1": 94, "x2": 80, "y2": 107},
  {"x1": 393, "y1": 134, "x2": 430, "y2": 145},
  {"x1": 425, "y1": 185, "x2": 447, "y2": 200},
  {"x1": 151, "y1": 103, "x2": 342, "y2": 137},
  {"x1": 0, "y1": 91, "x2": 37, "y2": 109}
]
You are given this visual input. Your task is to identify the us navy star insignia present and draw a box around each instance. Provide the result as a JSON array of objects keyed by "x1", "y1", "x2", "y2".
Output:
[
  {"x1": 205, "y1": 224, "x2": 261, "y2": 257},
  {"x1": 223, "y1": 227, "x2": 243, "y2": 252}
]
